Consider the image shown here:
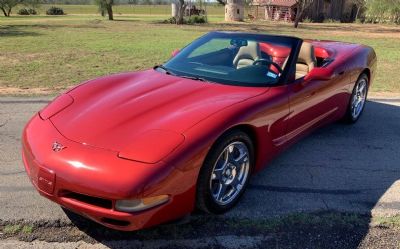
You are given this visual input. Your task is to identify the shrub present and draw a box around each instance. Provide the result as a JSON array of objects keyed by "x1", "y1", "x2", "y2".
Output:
[
  {"x1": 355, "y1": 18, "x2": 364, "y2": 24},
  {"x1": 302, "y1": 17, "x2": 313, "y2": 23},
  {"x1": 18, "y1": 8, "x2": 38, "y2": 15},
  {"x1": 162, "y1": 15, "x2": 207, "y2": 25},
  {"x1": 18, "y1": 8, "x2": 30, "y2": 15},
  {"x1": 28, "y1": 8, "x2": 37, "y2": 15},
  {"x1": 186, "y1": 15, "x2": 207, "y2": 24},
  {"x1": 163, "y1": 17, "x2": 176, "y2": 24},
  {"x1": 46, "y1": 6, "x2": 65, "y2": 15},
  {"x1": 323, "y1": 18, "x2": 340, "y2": 23}
]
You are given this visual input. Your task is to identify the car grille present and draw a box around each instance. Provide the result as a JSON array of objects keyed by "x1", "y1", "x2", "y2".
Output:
[{"x1": 60, "y1": 191, "x2": 112, "y2": 209}]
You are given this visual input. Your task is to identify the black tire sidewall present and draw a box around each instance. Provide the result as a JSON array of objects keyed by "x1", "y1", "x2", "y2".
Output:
[{"x1": 196, "y1": 130, "x2": 254, "y2": 214}]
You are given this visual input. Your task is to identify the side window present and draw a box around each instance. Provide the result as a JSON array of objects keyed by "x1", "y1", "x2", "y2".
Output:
[{"x1": 188, "y1": 39, "x2": 230, "y2": 58}]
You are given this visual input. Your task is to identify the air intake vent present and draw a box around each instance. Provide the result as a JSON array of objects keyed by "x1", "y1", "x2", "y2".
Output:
[{"x1": 61, "y1": 191, "x2": 112, "y2": 209}]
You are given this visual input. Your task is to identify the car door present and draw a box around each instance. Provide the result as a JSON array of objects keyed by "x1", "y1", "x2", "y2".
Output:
[{"x1": 285, "y1": 68, "x2": 344, "y2": 144}]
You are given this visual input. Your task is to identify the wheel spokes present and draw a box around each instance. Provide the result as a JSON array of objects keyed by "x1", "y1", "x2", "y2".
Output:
[
  {"x1": 214, "y1": 183, "x2": 228, "y2": 202},
  {"x1": 351, "y1": 79, "x2": 367, "y2": 119},
  {"x1": 209, "y1": 141, "x2": 250, "y2": 205}
]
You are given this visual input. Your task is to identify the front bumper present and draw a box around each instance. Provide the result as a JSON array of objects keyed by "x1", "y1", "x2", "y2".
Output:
[{"x1": 22, "y1": 114, "x2": 194, "y2": 231}]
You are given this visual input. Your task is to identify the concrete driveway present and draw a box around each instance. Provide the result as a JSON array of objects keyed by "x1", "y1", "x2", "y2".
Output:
[{"x1": 0, "y1": 96, "x2": 399, "y2": 247}]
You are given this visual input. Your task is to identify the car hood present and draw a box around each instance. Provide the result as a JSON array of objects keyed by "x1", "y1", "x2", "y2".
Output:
[{"x1": 50, "y1": 70, "x2": 267, "y2": 152}]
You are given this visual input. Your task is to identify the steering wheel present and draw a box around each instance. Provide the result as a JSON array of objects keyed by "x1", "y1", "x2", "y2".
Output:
[{"x1": 252, "y1": 58, "x2": 283, "y2": 74}]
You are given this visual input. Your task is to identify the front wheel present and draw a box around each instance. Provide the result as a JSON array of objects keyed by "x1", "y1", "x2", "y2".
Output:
[
  {"x1": 196, "y1": 130, "x2": 254, "y2": 214},
  {"x1": 343, "y1": 73, "x2": 369, "y2": 123}
]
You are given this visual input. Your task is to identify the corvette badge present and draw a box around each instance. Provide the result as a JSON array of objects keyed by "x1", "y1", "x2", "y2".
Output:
[{"x1": 52, "y1": 142, "x2": 66, "y2": 152}]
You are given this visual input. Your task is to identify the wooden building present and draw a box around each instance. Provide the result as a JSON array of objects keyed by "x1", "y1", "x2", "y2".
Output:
[
  {"x1": 251, "y1": 0, "x2": 297, "y2": 22},
  {"x1": 250, "y1": 0, "x2": 358, "y2": 23}
]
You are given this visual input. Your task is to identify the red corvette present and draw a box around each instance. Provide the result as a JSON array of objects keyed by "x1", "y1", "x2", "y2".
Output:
[{"x1": 22, "y1": 32, "x2": 377, "y2": 231}]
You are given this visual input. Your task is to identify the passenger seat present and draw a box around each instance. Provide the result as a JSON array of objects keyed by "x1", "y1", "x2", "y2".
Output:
[
  {"x1": 233, "y1": 41, "x2": 261, "y2": 69},
  {"x1": 296, "y1": 42, "x2": 317, "y2": 79}
]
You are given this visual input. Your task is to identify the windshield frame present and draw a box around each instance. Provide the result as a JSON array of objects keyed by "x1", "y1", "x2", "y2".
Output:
[{"x1": 161, "y1": 31, "x2": 302, "y2": 87}]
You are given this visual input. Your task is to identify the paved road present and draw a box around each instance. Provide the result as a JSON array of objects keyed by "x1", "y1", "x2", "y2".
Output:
[{"x1": 1, "y1": 96, "x2": 400, "y2": 225}]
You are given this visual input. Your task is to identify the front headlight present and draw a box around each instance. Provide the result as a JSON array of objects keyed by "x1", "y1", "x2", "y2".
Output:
[
  {"x1": 118, "y1": 129, "x2": 184, "y2": 163},
  {"x1": 115, "y1": 195, "x2": 169, "y2": 212}
]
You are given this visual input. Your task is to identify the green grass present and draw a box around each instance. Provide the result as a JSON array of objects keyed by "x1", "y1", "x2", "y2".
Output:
[
  {"x1": 3, "y1": 225, "x2": 21, "y2": 234},
  {"x1": 14, "y1": 4, "x2": 226, "y2": 16},
  {"x1": 373, "y1": 215, "x2": 400, "y2": 228},
  {"x1": 0, "y1": 12, "x2": 399, "y2": 94}
]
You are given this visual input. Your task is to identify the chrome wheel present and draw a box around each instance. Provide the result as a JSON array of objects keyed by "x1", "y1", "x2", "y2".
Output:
[
  {"x1": 351, "y1": 78, "x2": 367, "y2": 120},
  {"x1": 209, "y1": 141, "x2": 250, "y2": 205}
]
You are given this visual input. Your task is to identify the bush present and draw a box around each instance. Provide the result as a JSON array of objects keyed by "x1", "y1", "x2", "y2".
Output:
[
  {"x1": 355, "y1": 18, "x2": 364, "y2": 24},
  {"x1": 162, "y1": 16, "x2": 207, "y2": 25},
  {"x1": 186, "y1": 15, "x2": 207, "y2": 24},
  {"x1": 28, "y1": 8, "x2": 37, "y2": 15},
  {"x1": 302, "y1": 17, "x2": 313, "y2": 23},
  {"x1": 18, "y1": 8, "x2": 30, "y2": 15},
  {"x1": 323, "y1": 18, "x2": 340, "y2": 23},
  {"x1": 18, "y1": 8, "x2": 37, "y2": 15},
  {"x1": 46, "y1": 6, "x2": 65, "y2": 15},
  {"x1": 163, "y1": 17, "x2": 176, "y2": 24}
]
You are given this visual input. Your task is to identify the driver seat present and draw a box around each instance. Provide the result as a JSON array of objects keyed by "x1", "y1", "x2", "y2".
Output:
[
  {"x1": 233, "y1": 41, "x2": 261, "y2": 69},
  {"x1": 296, "y1": 42, "x2": 317, "y2": 79}
]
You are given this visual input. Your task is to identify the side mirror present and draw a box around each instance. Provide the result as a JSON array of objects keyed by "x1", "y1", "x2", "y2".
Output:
[
  {"x1": 171, "y1": 49, "x2": 180, "y2": 58},
  {"x1": 304, "y1": 67, "x2": 333, "y2": 81}
]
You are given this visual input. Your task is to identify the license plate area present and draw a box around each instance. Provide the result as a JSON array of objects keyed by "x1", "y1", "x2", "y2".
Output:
[{"x1": 37, "y1": 167, "x2": 56, "y2": 195}]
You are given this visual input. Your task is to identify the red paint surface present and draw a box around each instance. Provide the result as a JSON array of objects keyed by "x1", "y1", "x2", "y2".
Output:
[{"x1": 22, "y1": 39, "x2": 377, "y2": 231}]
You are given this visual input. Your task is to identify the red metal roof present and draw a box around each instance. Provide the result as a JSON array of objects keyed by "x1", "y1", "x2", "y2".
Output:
[{"x1": 253, "y1": 0, "x2": 297, "y2": 7}]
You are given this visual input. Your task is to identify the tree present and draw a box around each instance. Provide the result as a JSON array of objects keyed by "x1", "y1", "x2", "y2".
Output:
[
  {"x1": 95, "y1": 0, "x2": 114, "y2": 20},
  {"x1": 366, "y1": 0, "x2": 400, "y2": 24},
  {"x1": 352, "y1": 0, "x2": 367, "y2": 20},
  {"x1": 0, "y1": 0, "x2": 20, "y2": 16},
  {"x1": 294, "y1": 0, "x2": 314, "y2": 28},
  {"x1": 216, "y1": 0, "x2": 226, "y2": 5},
  {"x1": 175, "y1": 0, "x2": 187, "y2": 24}
]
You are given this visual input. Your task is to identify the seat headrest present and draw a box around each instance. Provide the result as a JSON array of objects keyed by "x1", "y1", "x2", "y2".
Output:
[
  {"x1": 233, "y1": 41, "x2": 261, "y2": 66},
  {"x1": 298, "y1": 42, "x2": 317, "y2": 66}
]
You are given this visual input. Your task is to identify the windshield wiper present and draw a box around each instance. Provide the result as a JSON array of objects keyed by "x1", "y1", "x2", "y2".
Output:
[
  {"x1": 178, "y1": 75, "x2": 209, "y2": 82},
  {"x1": 154, "y1": 65, "x2": 211, "y2": 83},
  {"x1": 154, "y1": 65, "x2": 175, "y2": 75}
]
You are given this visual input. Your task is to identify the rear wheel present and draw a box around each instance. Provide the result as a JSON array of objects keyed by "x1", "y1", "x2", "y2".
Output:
[
  {"x1": 196, "y1": 130, "x2": 254, "y2": 214},
  {"x1": 343, "y1": 73, "x2": 369, "y2": 123}
]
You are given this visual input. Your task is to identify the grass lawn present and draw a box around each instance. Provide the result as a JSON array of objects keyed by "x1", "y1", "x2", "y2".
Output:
[
  {"x1": 15, "y1": 4, "x2": 227, "y2": 16},
  {"x1": 0, "y1": 12, "x2": 399, "y2": 95}
]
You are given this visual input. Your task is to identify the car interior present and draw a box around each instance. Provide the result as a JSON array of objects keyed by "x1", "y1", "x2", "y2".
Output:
[{"x1": 169, "y1": 37, "x2": 335, "y2": 85}]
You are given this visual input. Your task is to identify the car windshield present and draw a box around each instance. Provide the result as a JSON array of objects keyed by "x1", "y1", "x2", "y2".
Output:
[{"x1": 161, "y1": 32, "x2": 298, "y2": 86}]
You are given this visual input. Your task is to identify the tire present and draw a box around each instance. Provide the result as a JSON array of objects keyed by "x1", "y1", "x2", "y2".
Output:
[
  {"x1": 196, "y1": 130, "x2": 254, "y2": 214},
  {"x1": 343, "y1": 73, "x2": 369, "y2": 124}
]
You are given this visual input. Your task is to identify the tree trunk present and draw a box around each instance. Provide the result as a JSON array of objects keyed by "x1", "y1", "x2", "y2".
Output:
[
  {"x1": 0, "y1": 7, "x2": 8, "y2": 17},
  {"x1": 106, "y1": 4, "x2": 113, "y2": 20},
  {"x1": 355, "y1": 6, "x2": 360, "y2": 20},
  {"x1": 7, "y1": 7, "x2": 11, "y2": 17},
  {"x1": 176, "y1": 1, "x2": 186, "y2": 24},
  {"x1": 294, "y1": 10, "x2": 303, "y2": 28}
]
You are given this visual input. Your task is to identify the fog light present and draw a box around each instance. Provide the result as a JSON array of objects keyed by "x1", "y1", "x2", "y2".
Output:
[{"x1": 115, "y1": 195, "x2": 169, "y2": 212}]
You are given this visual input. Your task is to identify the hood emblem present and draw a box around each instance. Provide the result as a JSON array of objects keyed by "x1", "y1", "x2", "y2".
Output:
[{"x1": 52, "y1": 141, "x2": 66, "y2": 152}]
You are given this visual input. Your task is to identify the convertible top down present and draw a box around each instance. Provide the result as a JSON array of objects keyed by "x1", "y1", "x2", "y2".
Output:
[{"x1": 22, "y1": 31, "x2": 376, "y2": 231}]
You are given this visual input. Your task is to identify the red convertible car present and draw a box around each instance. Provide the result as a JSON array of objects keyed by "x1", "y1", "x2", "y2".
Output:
[{"x1": 22, "y1": 32, "x2": 377, "y2": 231}]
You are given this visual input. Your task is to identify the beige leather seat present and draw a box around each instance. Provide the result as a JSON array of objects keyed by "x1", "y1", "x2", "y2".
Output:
[
  {"x1": 296, "y1": 42, "x2": 317, "y2": 79},
  {"x1": 233, "y1": 41, "x2": 261, "y2": 69}
]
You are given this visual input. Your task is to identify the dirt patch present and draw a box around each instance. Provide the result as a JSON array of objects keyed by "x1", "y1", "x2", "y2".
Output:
[
  {"x1": 0, "y1": 87, "x2": 68, "y2": 96},
  {"x1": 1, "y1": 212, "x2": 399, "y2": 249}
]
